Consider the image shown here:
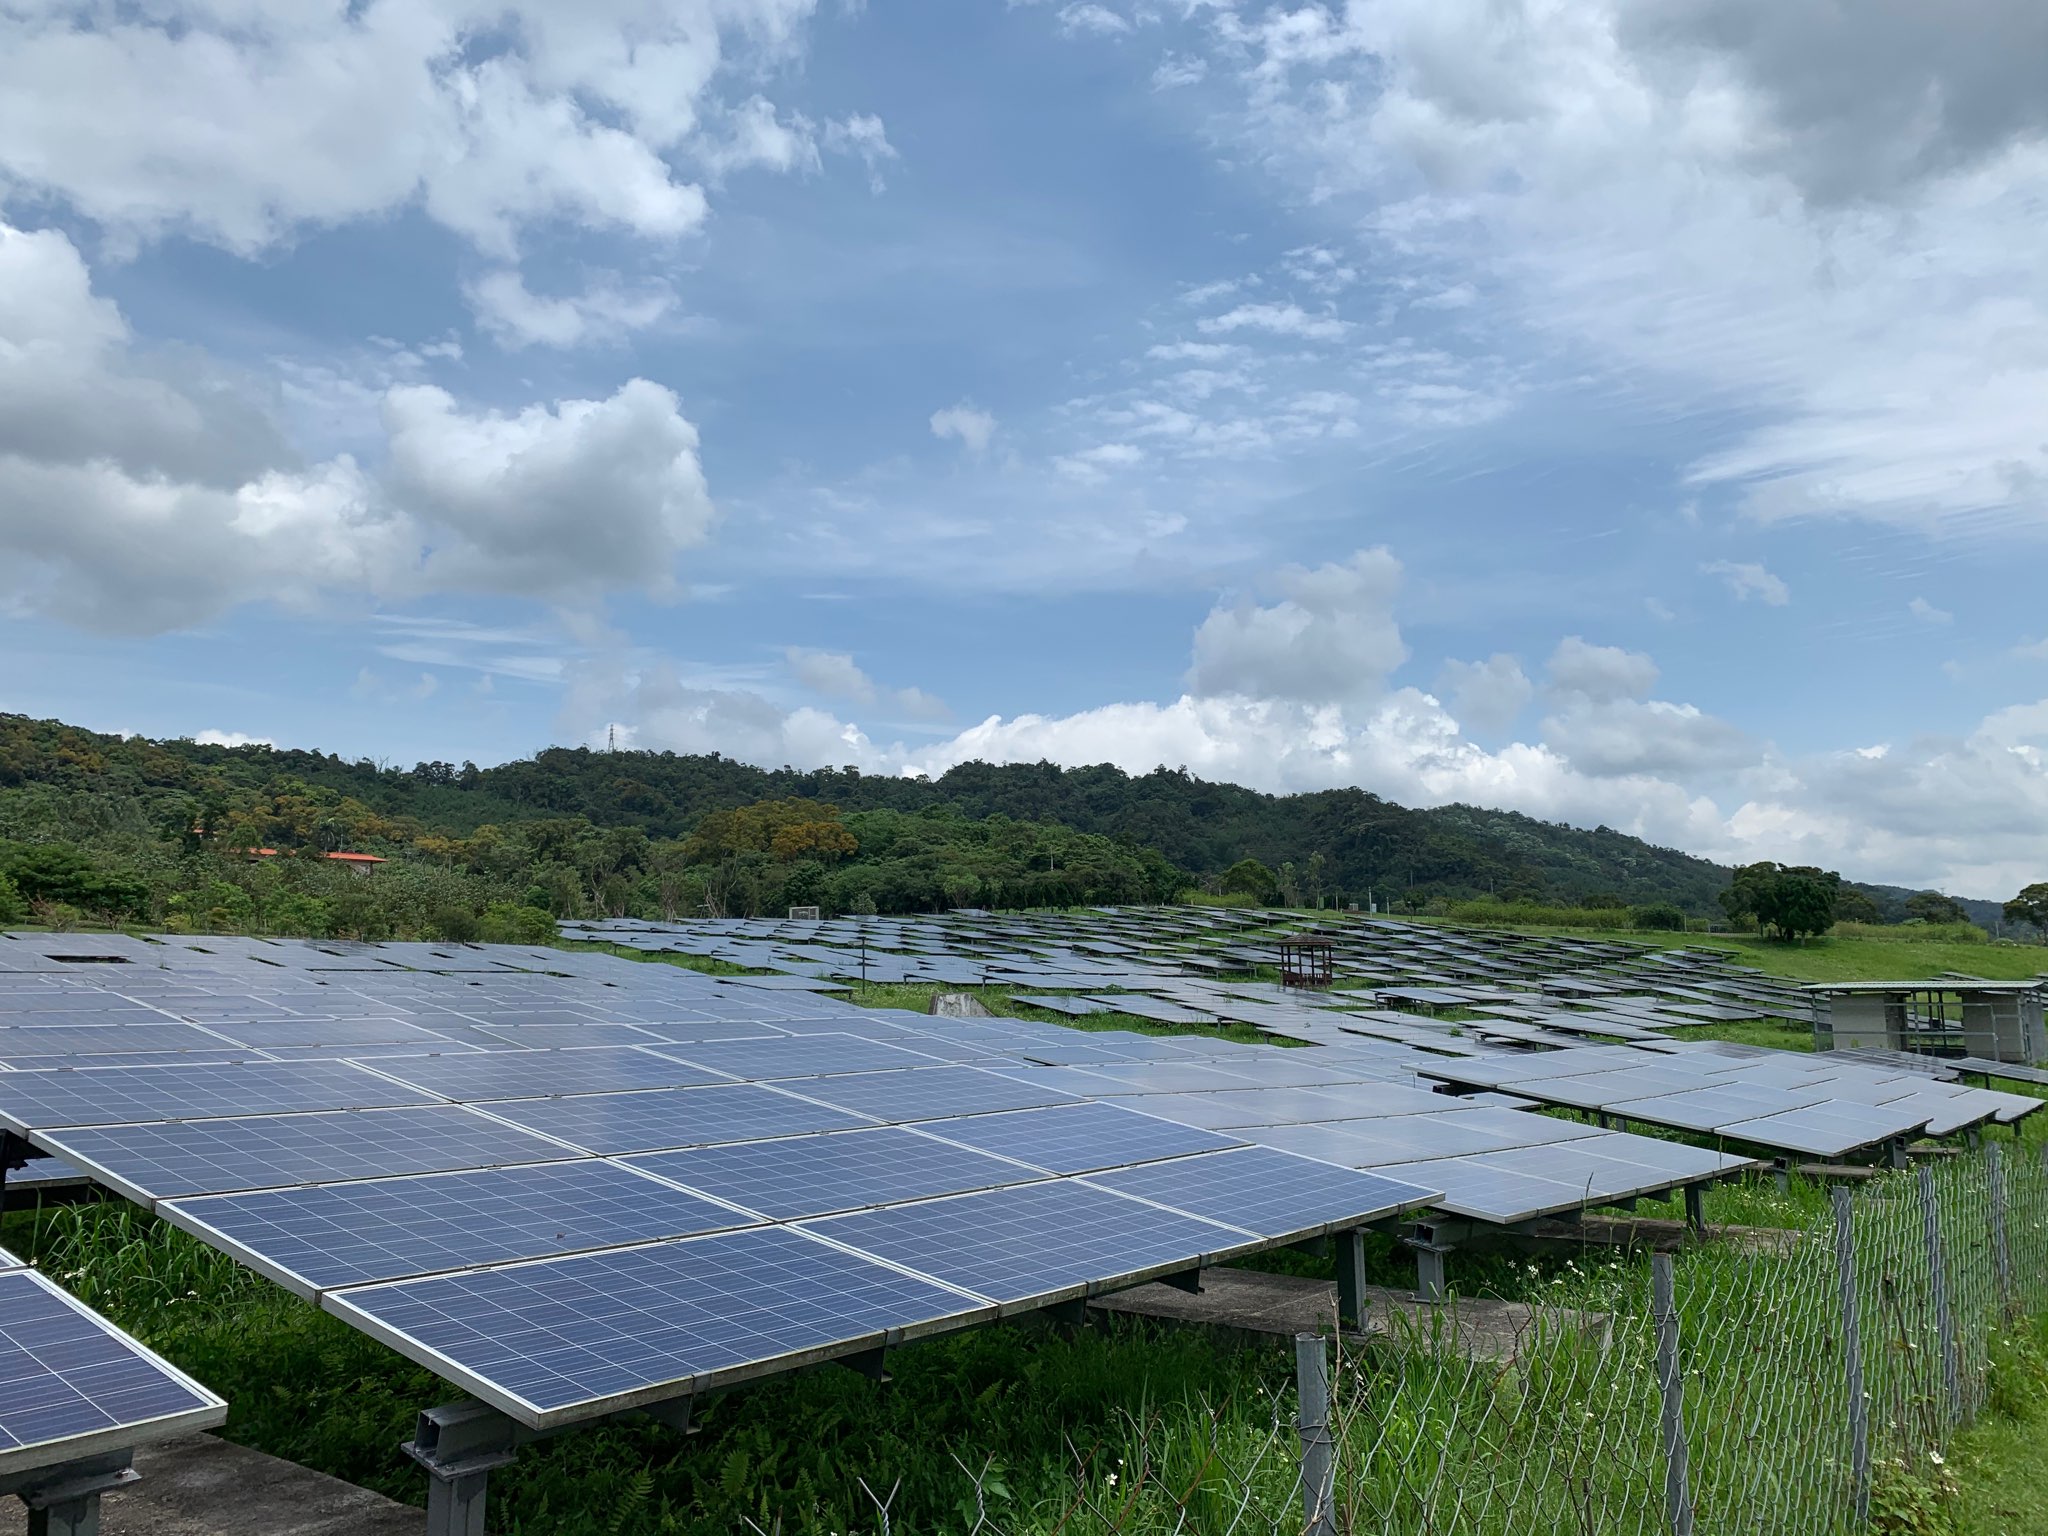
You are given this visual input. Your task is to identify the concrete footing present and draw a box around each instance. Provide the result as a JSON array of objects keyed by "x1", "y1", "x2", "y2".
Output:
[
  {"x1": 0, "y1": 1436, "x2": 418, "y2": 1536},
  {"x1": 1090, "y1": 1267, "x2": 1608, "y2": 1363}
]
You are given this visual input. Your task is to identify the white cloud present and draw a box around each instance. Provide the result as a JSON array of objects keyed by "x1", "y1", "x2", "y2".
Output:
[
  {"x1": 0, "y1": 1, "x2": 823, "y2": 258},
  {"x1": 1540, "y1": 698, "x2": 1757, "y2": 779},
  {"x1": 1910, "y1": 597, "x2": 1955, "y2": 625},
  {"x1": 1153, "y1": 54, "x2": 1208, "y2": 90},
  {"x1": 382, "y1": 379, "x2": 716, "y2": 601},
  {"x1": 1546, "y1": 637, "x2": 1659, "y2": 703},
  {"x1": 930, "y1": 403, "x2": 997, "y2": 455},
  {"x1": 699, "y1": 95, "x2": 821, "y2": 181},
  {"x1": 1197, "y1": 302, "x2": 1350, "y2": 341},
  {"x1": 1702, "y1": 559, "x2": 1791, "y2": 606},
  {"x1": 785, "y1": 647, "x2": 876, "y2": 703},
  {"x1": 1059, "y1": 4, "x2": 1132, "y2": 38},
  {"x1": 1054, "y1": 442, "x2": 1145, "y2": 482},
  {"x1": 824, "y1": 113, "x2": 898, "y2": 192},
  {"x1": 194, "y1": 730, "x2": 273, "y2": 748},
  {"x1": 1187, "y1": 548, "x2": 1408, "y2": 707},
  {"x1": 892, "y1": 686, "x2": 950, "y2": 722},
  {"x1": 1436, "y1": 654, "x2": 1533, "y2": 734},
  {"x1": 465, "y1": 269, "x2": 675, "y2": 349},
  {"x1": 0, "y1": 219, "x2": 718, "y2": 629}
]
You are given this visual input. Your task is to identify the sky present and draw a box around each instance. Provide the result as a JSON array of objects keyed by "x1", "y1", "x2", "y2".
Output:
[{"x1": 3, "y1": 1, "x2": 2047, "y2": 898}]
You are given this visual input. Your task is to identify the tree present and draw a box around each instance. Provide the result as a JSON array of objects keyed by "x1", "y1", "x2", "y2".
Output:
[
  {"x1": 1720, "y1": 862, "x2": 1840, "y2": 941},
  {"x1": 1833, "y1": 888, "x2": 1882, "y2": 925},
  {"x1": 1904, "y1": 890, "x2": 1969, "y2": 925},
  {"x1": 1218, "y1": 858, "x2": 1280, "y2": 903},
  {"x1": 1631, "y1": 903, "x2": 1686, "y2": 932},
  {"x1": 2004, "y1": 883, "x2": 2048, "y2": 937}
]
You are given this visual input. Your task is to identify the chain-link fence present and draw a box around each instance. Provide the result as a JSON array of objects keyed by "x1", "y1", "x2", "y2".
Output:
[{"x1": 1005, "y1": 1141, "x2": 2048, "y2": 1536}]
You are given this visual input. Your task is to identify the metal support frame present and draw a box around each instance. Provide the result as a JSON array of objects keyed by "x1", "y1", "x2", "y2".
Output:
[
  {"x1": 1650, "y1": 1253, "x2": 1694, "y2": 1536},
  {"x1": 404, "y1": 1401, "x2": 548, "y2": 1536},
  {"x1": 1159, "y1": 1267, "x2": 1204, "y2": 1295},
  {"x1": 836, "y1": 1346, "x2": 891, "y2": 1384},
  {"x1": 1334, "y1": 1228, "x2": 1367, "y2": 1330},
  {"x1": 1773, "y1": 1158, "x2": 1791, "y2": 1196},
  {"x1": 1292, "y1": 1334, "x2": 1336, "y2": 1536},
  {"x1": 1832, "y1": 1188, "x2": 1871, "y2": 1524},
  {"x1": 0, "y1": 1452, "x2": 136, "y2": 1536},
  {"x1": 1888, "y1": 1138, "x2": 1910, "y2": 1171},
  {"x1": 1402, "y1": 1218, "x2": 1463, "y2": 1304},
  {"x1": 1682, "y1": 1183, "x2": 1705, "y2": 1237},
  {"x1": 1916, "y1": 1164, "x2": 1962, "y2": 1422}
]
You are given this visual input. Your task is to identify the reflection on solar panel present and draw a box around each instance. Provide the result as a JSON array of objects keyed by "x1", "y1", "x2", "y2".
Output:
[
  {"x1": 367, "y1": 1048, "x2": 727, "y2": 1101},
  {"x1": 625, "y1": 1127, "x2": 1042, "y2": 1219},
  {"x1": 800, "y1": 1181, "x2": 1239, "y2": 1307},
  {"x1": 1078, "y1": 1147, "x2": 1435, "y2": 1237},
  {"x1": 783, "y1": 1067, "x2": 1077, "y2": 1122},
  {"x1": 916, "y1": 1101, "x2": 1244, "y2": 1174},
  {"x1": 164, "y1": 1161, "x2": 756, "y2": 1295},
  {"x1": 481, "y1": 1083, "x2": 873, "y2": 1155},
  {"x1": 0, "y1": 1059, "x2": 442, "y2": 1133},
  {"x1": 42, "y1": 1105, "x2": 577, "y2": 1203},
  {"x1": 328, "y1": 1225, "x2": 987, "y2": 1427},
  {"x1": 0, "y1": 1268, "x2": 226, "y2": 1474}
]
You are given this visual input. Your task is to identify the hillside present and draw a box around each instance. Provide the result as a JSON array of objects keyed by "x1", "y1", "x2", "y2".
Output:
[{"x1": 0, "y1": 711, "x2": 1999, "y2": 926}]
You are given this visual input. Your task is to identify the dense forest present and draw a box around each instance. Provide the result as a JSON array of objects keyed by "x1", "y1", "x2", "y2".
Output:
[{"x1": 0, "y1": 713, "x2": 1993, "y2": 936}]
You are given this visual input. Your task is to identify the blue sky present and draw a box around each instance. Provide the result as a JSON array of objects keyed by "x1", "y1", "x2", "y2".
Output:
[{"x1": 3, "y1": 0, "x2": 2047, "y2": 896}]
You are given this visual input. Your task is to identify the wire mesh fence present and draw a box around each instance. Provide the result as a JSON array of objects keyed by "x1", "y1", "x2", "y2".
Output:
[{"x1": 998, "y1": 1140, "x2": 2048, "y2": 1536}]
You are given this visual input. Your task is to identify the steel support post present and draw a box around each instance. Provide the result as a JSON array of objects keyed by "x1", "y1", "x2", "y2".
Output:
[
  {"x1": 1334, "y1": 1228, "x2": 1367, "y2": 1330},
  {"x1": 1988, "y1": 1142, "x2": 2013, "y2": 1315},
  {"x1": 1293, "y1": 1334, "x2": 1336, "y2": 1536},
  {"x1": 1412, "y1": 1243, "x2": 1448, "y2": 1303},
  {"x1": 1683, "y1": 1183, "x2": 1705, "y2": 1237},
  {"x1": 1832, "y1": 1188, "x2": 1871, "y2": 1525},
  {"x1": 1650, "y1": 1253, "x2": 1695, "y2": 1536},
  {"x1": 0, "y1": 1453, "x2": 136, "y2": 1536},
  {"x1": 404, "y1": 1401, "x2": 526, "y2": 1536},
  {"x1": 1917, "y1": 1164, "x2": 1963, "y2": 1422}
]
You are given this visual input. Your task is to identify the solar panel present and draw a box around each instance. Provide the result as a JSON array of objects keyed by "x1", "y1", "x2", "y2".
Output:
[
  {"x1": 659, "y1": 1034, "x2": 943, "y2": 1080},
  {"x1": 916, "y1": 1101, "x2": 1244, "y2": 1174},
  {"x1": 0, "y1": 1268, "x2": 226, "y2": 1474},
  {"x1": 799, "y1": 1181, "x2": 1240, "y2": 1307},
  {"x1": 42, "y1": 1105, "x2": 578, "y2": 1204},
  {"x1": 327, "y1": 1225, "x2": 987, "y2": 1428},
  {"x1": 164, "y1": 1161, "x2": 755, "y2": 1296},
  {"x1": 626, "y1": 1127, "x2": 1045, "y2": 1219},
  {"x1": 781, "y1": 1067, "x2": 1078, "y2": 1122},
  {"x1": 0, "y1": 1059, "x2": 442, "y2": 1133},
  {"x1": 481, "y1": 1083, "x2": 874, "y2": 1155},
  {"x1": 1079, "y1": 1147, "x2": 1436, "y2": 1236},
  {"x1": 367, "y1": 1048, "x2": 727, "y2": 1102}
]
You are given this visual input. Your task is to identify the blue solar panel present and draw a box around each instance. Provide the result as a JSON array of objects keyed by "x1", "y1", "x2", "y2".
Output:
[
  {"x1": 626, "y1": 1127, "x2": 1044, "y2": 1219},
  {"x1": 0, "y1": 1059, "x2": 441, "y2": 1134},
  {"x1": 368, "y1": 1048, "x2": 727, "y2": 1102},
  {"x1": 0, "y1": 1269, "x2": 225, "y2": 1471},
  {"x1": 328, "y1": 1225, "x2": 986, "y2": 1427},
  {"x1": 482, "y1": 1084, "x2": 873, "y2": 1155},
  {"x1": 164, "y1": 1161, "x2": 755, "y2": 1295},
  {"x1": 659, "y1": 1034, "x2": 942, "y2": 1080},
  {"x1": 917, "y1": 1101, "x2": 1245, "y2": 1174},
  {"x1": 43, "y1": 1106, "x2": 576, "y2": 1203},
  {"x1": 1078, "y1": 1147, "x2": 1436, "y2": 1236},
  {"x1": 800, "y1": 1181, "x2": 1238, "y2": 1306},
  {"x1": 0, "y1": 1023, "x2": 233, "y2": 1057},
  {"x1": 783, "y1": 1067, "x2": 1077, "y2": 1122}
]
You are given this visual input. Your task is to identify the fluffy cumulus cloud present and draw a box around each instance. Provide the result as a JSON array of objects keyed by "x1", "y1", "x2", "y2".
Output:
[
  {"x1": 1702, "y1": 560, "x2": 1791, "y2": 606},
  {"x1": 0, "y1": 0, "x2": 822, "y2": 258},
  {"x1": 929, "y1": 403, "x2": 997, "y2": 455},
  {"x1": 1545, "y1": 637, "x2": 1659, "y2": 703},
  {"x1": 0, "y1": 219, "x2": 716, "y2": 628},
  {"x1": 1435, "y1": 654, "x2": 1533, "y2": 735},
  {"x1": 1187, "y1": 548, "x2": 1408, "y2": 706}
]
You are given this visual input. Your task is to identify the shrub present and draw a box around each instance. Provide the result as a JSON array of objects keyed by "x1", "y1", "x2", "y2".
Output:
[
  {"x1": 0, "y1": 872, "x2": 23, "y2": 926},
  {"x1": 430, "y1": 906, "x2": 482, "y2": 944},
  {"x1": 1830, "y1": 920, "x2": 1987, "y2": 944},
  {"x1": 1630, "y1": 903, "x2": 1686, "y2": 931}
]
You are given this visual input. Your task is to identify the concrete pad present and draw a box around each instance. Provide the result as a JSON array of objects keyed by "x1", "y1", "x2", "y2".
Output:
[
  {"x1": 0, "y1": 1436, "x2": 419, "y2": 1536},
  {"x1": 1090, "y1": 1267, "x2": 1607, "y2": 1364}
]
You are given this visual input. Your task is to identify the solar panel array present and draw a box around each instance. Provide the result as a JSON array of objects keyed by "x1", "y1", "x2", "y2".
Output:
[
  {"x1": 0, "y1": 929, "x2": 1436, "y2": 1429},
  {"x1": 1, "y1": 913, "x2": 2023, "y2": 1436}
]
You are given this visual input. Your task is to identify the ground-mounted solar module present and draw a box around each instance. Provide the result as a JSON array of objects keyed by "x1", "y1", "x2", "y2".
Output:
[
  {"x1": 326, "y1": 1224, "x2": 990, "y2": 1428},
  {"x1": 162, "y1": 1160, "x2": 757, "y2": 1296},
  {"x1": 0, "y1": 1058, "x2": 444, "y2": 1134},
  {"x1": 780, "y1": 1065, "x2": 1079, "y2": 1122},
  {"x1": 1077, "y1": 1146, "x2": 1435, "y2": 1238},
  {"x1": 0, "y1": 1266, "x2": 227, "y2": 1475},
  {"x1": 481, "y1": 1082, "x2": 875, "y2": 1155},
  {"x1": 367, "y1": 1047, "x2": 729, "y2": 1101},
  {"x1": 915, "y1": 1101, "x2": 1245, "y2": 1174},
  {"x1": 625, "y1": 1126, "x2": 1045, "y2": 1219}
]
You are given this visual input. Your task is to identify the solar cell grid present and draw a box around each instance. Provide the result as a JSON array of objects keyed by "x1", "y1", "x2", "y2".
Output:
[
  {"x1": 482, "y1": 1082, "x2": 873, "y2": 1155},
  {"x1": 42, "y1": 1105, "x2": 578, "y2": 1203},
  {"x1": 918, "y1": 1101, "x2": 1245, "y2": 1174},
  {"x1": 661, "y1": 1034, "x2": 942, "y2": 1080},
  {"x1": 0, "y1": 1059, "x2": 441, "y2": 1134},
  {"x1": 329, "y1": 1225, "x2": 986, "y2": 1426},
  {"x1": 165, "y1": 1160, "x2": 755, "y2": 1295},
  {"x1": 1079, "y1": 1147, "x2": 1436, "y2": 1236},
  {"x1": 782, "y1": 1066, "x2": 1079, "y2": 1122},
  {"x1": 368, "y1": 1048, "x2": 727, "y2": 1102},
  {"x1": 800, "y1": 1180, "x2": 1239, "y2": 1307}
]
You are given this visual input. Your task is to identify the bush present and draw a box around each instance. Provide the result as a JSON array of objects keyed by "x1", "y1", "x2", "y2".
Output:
[
  {"x1": 1830, "y1": 920, "x2": 1987, "y2": 944},
  {"x1": 430, "y1": 906, "x2": 482, "y2": 944},
  {"x1": 1630, "y1": 903, "x2": 1686, "y2": 931},
  {"x1": 1444, "y1": 899, "x2": 1630, "y2": 930},
  {"x1": 0, "y1": 872, "x2": 23, "y2": 926},
  {"x1": 478, "y1": 903, "x2": 557, "y2": 945}
]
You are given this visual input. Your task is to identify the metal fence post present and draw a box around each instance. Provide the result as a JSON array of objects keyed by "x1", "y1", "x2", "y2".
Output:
[
  {"x1": 1988, "y1": 1142, "x2": 2013, "y2": 1315},
  {"x1": 1833, "y1": 1187, "x2": 1871, "y2": 1525},
  {"x1": 1650, "y1": 1253, "x2": 1695, "y2": 1536},
  {"x1": 1294, "y1": 1334, "x2": 1336, "y2": 1536},
  {"x1": 1917, "y1": 1163, "x2": 1962, "y2": 1423}
]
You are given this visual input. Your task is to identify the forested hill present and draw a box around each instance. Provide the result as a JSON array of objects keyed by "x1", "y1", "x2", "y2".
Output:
[{"x1": 0, "y1": 712, "x2": 1734, "y2": 911}]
